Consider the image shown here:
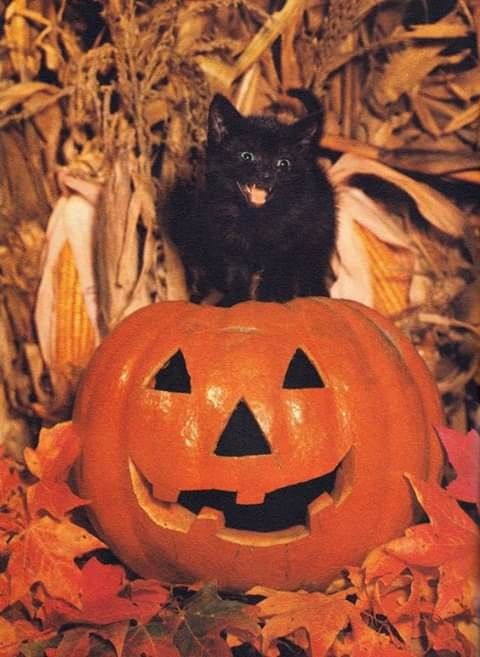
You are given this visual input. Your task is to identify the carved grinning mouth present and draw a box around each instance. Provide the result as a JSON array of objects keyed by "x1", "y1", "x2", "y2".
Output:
[
  {"x1": 178, "y1": 465, "x2": 340, "y2": 532},
  {"x1": 128, "y1": 451, "x2": 351, "y2": 544},
  {"x1": 237, "y1": 182, "x2": 272, "y2": 207}
]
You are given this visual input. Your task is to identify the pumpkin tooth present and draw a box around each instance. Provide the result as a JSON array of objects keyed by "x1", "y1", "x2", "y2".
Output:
[
  {"x1": 307, "y1": 493, "x2": 335, "y2": 531},
  {"x1": 152, "y1": 484, "x2": 179, "y2": 503},
  {"x1": 236, "y1": 490, "x2": 266, "y2": 505},
  {"x1": 191, "y1": 506, "x2": 225, "y2": 531}
]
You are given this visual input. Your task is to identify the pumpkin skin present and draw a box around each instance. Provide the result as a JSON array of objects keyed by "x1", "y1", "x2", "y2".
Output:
[{"x1": 74, "y1": 298, "x2": 443, "y2": 591}]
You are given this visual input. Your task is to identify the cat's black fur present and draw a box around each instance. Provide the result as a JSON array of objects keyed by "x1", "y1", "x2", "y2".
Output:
[{"x1": 169, "y1": 94, "x2": 336, "y2": 305}]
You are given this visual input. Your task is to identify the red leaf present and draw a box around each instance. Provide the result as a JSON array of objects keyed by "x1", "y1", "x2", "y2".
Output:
[
  {"x1": 44, "y1": 557, "x2": 168, "y2": 626},
  {"x1": 436, "y1": 426, "x2": 480, "y2": 505},
  {"x1": 386, "y1": 475, "x2": 479, "y2": 567},
  {"x1": 7, "y1": 515, "x2": 104, "y2": 607},
  {"x1": 385, "y1": 475, "x2": 480, "y2": 618},
  {"x1": 26, "y1": 481, "x2": 88, "y2": 519},
  {"x1": 48, "y1": 627, "x2": 92, "y2": 657},
  {"x1": 128, "y1": 578, "x2": 171, "y2": 619},
  {"x1": 24, "y1": 422, "x2": 79, "y2": 482}
]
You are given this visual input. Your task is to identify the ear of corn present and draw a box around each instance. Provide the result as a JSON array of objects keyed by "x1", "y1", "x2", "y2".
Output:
[{"x1": 53, "y1": 241, "x2": 96, "y2": 375}]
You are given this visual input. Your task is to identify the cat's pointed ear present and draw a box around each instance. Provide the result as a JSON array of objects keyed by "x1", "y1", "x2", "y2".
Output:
[
  {"x1": 208, "y1": 94, "x2": 243, "y2": 145},
  {"x1": 288, "y1": 111, "x2": 324, "y2": 148}
]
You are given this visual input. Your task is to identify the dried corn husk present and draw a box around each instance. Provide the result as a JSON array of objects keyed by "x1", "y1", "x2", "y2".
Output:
[
  {"x1": 95, "y1": 154, "x2": 188, "y2": 333},
  {"x1": 35, "y1": 183, "x2": 101, "y2": 377},
  {"x1": 330, "y1": 154, "x2": 468, "y2": 307},
  {"x1": 330, "y1": 152, "x2": 478, "y2": 428},
  {"x1": 330, "y1": 154, "x2": 466, "y2": 236}
]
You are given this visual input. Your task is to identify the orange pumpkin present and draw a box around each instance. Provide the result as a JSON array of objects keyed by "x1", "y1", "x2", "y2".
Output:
[{"x1": 74, "y1": 298, "x2": 443, "y2": 591}]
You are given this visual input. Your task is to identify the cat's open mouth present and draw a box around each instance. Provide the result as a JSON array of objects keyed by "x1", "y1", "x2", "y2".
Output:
[{"x1": 237, "y1": 182, "x2": 272, "y2": 208}]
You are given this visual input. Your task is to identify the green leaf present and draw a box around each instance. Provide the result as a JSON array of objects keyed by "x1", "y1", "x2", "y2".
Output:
[{"x1": 173, "y1": 583, "x2": 259, "y2": 657}]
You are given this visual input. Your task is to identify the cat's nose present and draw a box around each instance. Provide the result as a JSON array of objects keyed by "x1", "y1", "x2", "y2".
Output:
[{"x1": 260, "y1": 172, "x2": 273, "y2": 184}]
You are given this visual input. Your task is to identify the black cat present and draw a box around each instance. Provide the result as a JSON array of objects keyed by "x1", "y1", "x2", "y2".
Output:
[{"x1": 169, "y1": 94, "x2": 336, "y2": 305}]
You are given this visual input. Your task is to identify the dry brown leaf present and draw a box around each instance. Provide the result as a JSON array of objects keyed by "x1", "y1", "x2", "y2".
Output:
[
  {"x1": 443, "y1": 102, "x2": 480, "y2": 134},
  {"x1": 448, "y1": 67, "x2": 480, "y2": 100},
  {"x1": 195, "y1": 0, "x2": 306, "y2": 94},
  {"x1": 0, "y1": 81, "x2": 60, "y2": 114},
  {"x1": 410, "y1": 91, "x2": 442, "y2": 137},
  {"x1": 396, "y1": 22, "x2": 471, "y2": 39},
  {"x1": 381, "y1": 148, "x2": 479, "y2": 177},
  {"x1": 330, "y1": 153, "x2": 465, "y2": 237},
  {"x1": 370, "y1": 44, "x2": 460, "y2": 107},
  {"x1": 4, "y1": 0, "x2": 41, "y2": 79}
]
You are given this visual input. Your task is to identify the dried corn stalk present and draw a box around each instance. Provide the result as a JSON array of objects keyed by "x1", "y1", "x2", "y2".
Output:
[{"x1": 330, "y1": 154, "x2": 479, "y2": 429}]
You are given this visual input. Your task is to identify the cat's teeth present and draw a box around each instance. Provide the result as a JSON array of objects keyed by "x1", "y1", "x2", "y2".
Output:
[
  {"x1": 237, "y1": 181, "x2": 271, "y2": 207},
  {"x1": 249, "y1": 185, "x2": 268, "y2": 206}
]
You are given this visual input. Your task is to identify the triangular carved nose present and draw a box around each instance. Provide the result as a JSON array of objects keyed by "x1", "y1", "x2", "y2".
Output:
[{"x1": 214, "y1": 400, "x2": 271, "y2": 457}]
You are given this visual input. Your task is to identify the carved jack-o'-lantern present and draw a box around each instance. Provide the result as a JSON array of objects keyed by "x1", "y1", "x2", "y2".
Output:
[{"x1": 74, "y1": 298, "x2": 443, "y2": 591}]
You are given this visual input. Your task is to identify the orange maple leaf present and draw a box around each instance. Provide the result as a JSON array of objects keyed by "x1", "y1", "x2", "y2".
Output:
[
  {"x1": 24, "y1": 422, "x2": 79, "y2": 482},
  {"x1": 7, "y1": 515, "x2": 104, "y2": 607},
  {"x1": 0, "y1": 616, "x2": 55, "y2": 657},
  {"x1": 250, "y1": 586, "x2": 353, "y2": 657},
  {"x1": 360, "y1": 548, "x2": 436, "y2": 625}
]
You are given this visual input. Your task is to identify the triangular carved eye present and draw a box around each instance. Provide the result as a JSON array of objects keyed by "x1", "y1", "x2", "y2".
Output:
[
  {"x1": 283, "y1": 349, "x2": 325, "y2": 389},
  {"x1": 153, "y1": 350, "x2": 191, "y2": 393}
]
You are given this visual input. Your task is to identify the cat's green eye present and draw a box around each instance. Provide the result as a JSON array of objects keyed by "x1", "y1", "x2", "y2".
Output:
[
  {"x1": 240, "y1": 151, "x2": 255, "y2": 162},
  {"x1": 277, "y1": 158, "x2": 291, "y2": 171}
]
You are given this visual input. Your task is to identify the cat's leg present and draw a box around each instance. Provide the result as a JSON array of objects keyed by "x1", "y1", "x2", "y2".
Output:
[
  {"x1": 256, "y1": 250, "x2": 330, "y2": 301},
  {"x1": 216, "y1": 261, "x2": 253, "y2": 306},
  {"x1": 255, "y1": 259, "x2": 298, "y2": 302},
  {"x1": 294, "y1": 246, "x2": 332, "y2": 297}
]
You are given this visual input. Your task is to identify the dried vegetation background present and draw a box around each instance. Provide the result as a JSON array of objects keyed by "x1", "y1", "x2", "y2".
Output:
[{"x1": 0, "y1": 0, "x2": 478, "y2": 453}]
